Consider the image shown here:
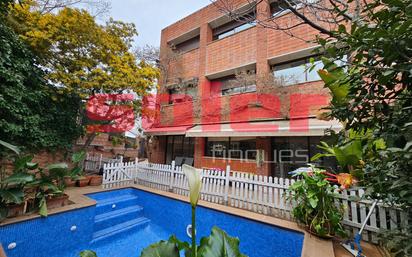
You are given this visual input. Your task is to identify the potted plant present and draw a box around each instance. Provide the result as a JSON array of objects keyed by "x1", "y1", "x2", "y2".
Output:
[
  {"x1": 287, "y1": 166, "x2": 347, "y2": 239},
  {"x1": 89, "y1": 175, "x2": 103, "y2": 186},
  {"x1": 76, "y1": 176, "x2": 90, "y2": 187},
  {"x1": 0, "y1": 141, "x2": 36, "y2": 221},
  {"x1": 0, "y1": 172, "x2": 34, "y2": 220},
  {"x1": 30, "y1": 173, "x2": 66, "y2": 217},
  {"x1": 26, "y1": 161, "x2": 72, "y2": 217},
  {"x1": 63, "y1": 176, "x2": 76, "y2": 187},
  {"x1": 68, "y1": 151, "x2": 89, "y2": 187},
  {"x1": 44, "y1": 163, "x2": 70, "y2": 209}
]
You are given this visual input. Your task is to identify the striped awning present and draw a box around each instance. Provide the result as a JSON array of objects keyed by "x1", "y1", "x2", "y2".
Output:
[
  {"x1": 144, "y1": 125, "x2": 193, "y2": 136},
  {"x1": 185, "y1": 118, "x2": 342, "y2": 137}
]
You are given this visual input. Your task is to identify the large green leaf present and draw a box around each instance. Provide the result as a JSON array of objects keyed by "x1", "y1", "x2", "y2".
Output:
[
  {"x1": 72, "y1": 151, "x2": 86, "y2": 163},
  {"x1": 39, "y1": 196, "x2": 48, "y2": 217},
  {"x1": 309, "y1": 197, "x2": 319, "y2": 209},
  {"x1": 168, "y1": 235, "x2": 190, "y2": 252},
  {"x1": 47, "y1": 163, "x2": 68, "y2": 171},
  {"x1": 0, "y1": 188, "x2": 24, "y2": 204},
  {"x1": 0, "y1": 140, "x2": 20, "y2": 155},
  {"x1": 140, "y1": 240, "x2": 180, "y2": 257},
  {"x1": 80, "y1": 250, "x2": 98, "y2": 257},
  {"x1": 198, "y1": 226, "x2": 248, "y2": 257},
  {"x1": 26, "y1": 162, "x2": 39, "y2": 170},
  {"x1": 317, "y1": 65, "x2": 349, "y2": 105},
  {"x1": 2, "y1": 172, "x2": 34, "y2": 185},
  {"x1": 13, "y1": 155, "x2": 34, "y2": 172},
  {"x1": 70, "y1": 167, "x2": 83, "y2": 177}
]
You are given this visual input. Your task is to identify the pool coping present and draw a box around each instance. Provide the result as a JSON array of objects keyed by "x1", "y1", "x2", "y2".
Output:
[{"x1": 0, "y1": 185, "x2": 335, "y2": 257}]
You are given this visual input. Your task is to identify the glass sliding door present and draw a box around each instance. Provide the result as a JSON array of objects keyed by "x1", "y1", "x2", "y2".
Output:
[
  {"x1": 165, "y1": 136, "x2": 195, "y2": 164},
  {"x1": 271, "y1": 136, "x2": 336, "y2": 178}
]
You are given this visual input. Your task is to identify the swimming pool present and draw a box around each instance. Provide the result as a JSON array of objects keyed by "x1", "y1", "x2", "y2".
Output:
[{"x1": 0, "y1": 188, "x2": 304, "y2": 257}]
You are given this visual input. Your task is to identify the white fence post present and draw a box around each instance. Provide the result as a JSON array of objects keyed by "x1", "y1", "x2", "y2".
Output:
[
  {"x1": 169, "y1": 161, "x2": 175, "y2": 192},
  {"x1": 224, "y1": 165, "x2": 230, "y2": 205},
  {"x1": 99, "y1": 154, "x2": 103, "y2": 170},
  {"x1": 134, "y1": 157, "x2": 139, "y2": 183}
]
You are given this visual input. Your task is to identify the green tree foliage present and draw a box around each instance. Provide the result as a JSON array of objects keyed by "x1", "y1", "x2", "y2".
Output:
[
  {"x1": 317, "y1": 0, "x2": 412, "y2": 255},
  {"x1": 8, "y1": 1, "x2": 158, "y2": 98},
  {"x1": 0, "y1": 18, "x2": 82, "y2": 151}
]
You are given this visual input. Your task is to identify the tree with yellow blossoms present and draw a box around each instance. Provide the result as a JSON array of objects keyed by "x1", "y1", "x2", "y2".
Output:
[
  {"x1": 8, "y1": 1, "x2": 158, "y2": 97},
  {"x1": 6, "y1": 1, "x2": 159, "y2": 145}
]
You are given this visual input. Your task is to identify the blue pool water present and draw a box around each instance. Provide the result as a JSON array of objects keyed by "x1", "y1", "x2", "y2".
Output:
[{"x1": 0, "y1": 188, "x2": 304, "y2": 257}]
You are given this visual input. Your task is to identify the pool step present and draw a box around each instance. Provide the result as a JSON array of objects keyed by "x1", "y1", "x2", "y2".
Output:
[
  {"x1": 91, "y1": 217, "x2": 150, "y2": 243},
  {"x1": 94, "y1": 205, "x2": 144, "y2": 231},
  {"x1": 95, "y1": 194, "x2": 139, "y2": 215},
  {"x1": 91, "y1": 192, "x2": 151, "y2": 243}
]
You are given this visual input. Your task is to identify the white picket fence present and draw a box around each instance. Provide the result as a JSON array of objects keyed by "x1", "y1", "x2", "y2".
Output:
[
  {"x1": 103, "y1": 160, "x2": 409, "y2": 243},
  {"x1": 84, "y1": 153, "x2": 123, "y2": 173}
]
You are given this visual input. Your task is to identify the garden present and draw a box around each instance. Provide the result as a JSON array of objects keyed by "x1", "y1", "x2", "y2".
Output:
[{"x1": 0, "y1": 0, "x2": 411, "y2": 257}]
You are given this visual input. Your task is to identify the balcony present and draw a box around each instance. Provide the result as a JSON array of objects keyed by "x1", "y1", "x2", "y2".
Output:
[
  {"x1": 206, "y1": 27, "x2": 257, "y2": 75},
  {"x1": 166, "y1": 48, "x2": 200, "y2": 83}
]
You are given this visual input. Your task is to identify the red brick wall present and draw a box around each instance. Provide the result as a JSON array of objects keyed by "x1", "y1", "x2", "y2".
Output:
[
  {"x1": 266, "y1": 15, "x2": 319, "y2": 58},
  {"x1": 148, "y1": 136, "x2": 166, "y2": 164},
  {"x1": 32, "y1": 150, "x2": 68, "y2": 168},
  {"x1": 206, "y1": 27, "x2": 257, "y2": 74},
  {"x1": 158, "y1": 0, "x2": 329, "y2": 125},
  {"x1": 76, "y1": 134, "x2": 139, "y2": 160},
  {"x1": 200, "y1": 157, "x2": 257, "y2": 173},
  {"x1": 168, "y1": 48, "x2": 200, "y2": 82},
  {"x1": 150, "y1": 0, "x2": 333, "y2": 174}
]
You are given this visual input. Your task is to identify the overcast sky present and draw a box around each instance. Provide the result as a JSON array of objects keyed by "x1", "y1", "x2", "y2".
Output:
[{"x1": 107, "y1": 0, "x2": 211, "y2": 47}]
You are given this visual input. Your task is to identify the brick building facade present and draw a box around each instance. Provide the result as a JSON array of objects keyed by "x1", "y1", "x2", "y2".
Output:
[{"x1": 146, "y1": 0, "x2": 341, "y2": 177}]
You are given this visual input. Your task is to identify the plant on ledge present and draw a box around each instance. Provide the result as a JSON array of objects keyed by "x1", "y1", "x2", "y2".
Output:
[
  {"x1": 287, "y1": 166, "x2": 346, "y2": 239},
  {"x1": 0, "y1": 140, "x2": 77, "y2": 219},
  {"x1": 0, "y1": 140, "x2": 35, "y2": 221}
]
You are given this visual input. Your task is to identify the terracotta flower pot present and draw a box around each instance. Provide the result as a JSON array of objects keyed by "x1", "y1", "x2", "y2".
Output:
[
  {"x1": 77, "y1": 177, "x2": 90, "y2": 187},
  {"x1": 7, "y1": 203, "x2": 25, "y2": 218},
  {"x1": 64, "y1": 176, "x2": 76, "y2": 187},
  {"x1": 86, "y1": 175, "x2": 93, "y2": 181},
  {"x1": 89, "y1": 175, "x2": 103, "y2": 186},
  {"x1": 46, "y1": 194, "x2": 69, "y2": 210}
]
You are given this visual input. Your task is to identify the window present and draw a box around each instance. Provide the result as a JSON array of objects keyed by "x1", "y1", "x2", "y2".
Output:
[
  {"x1": 205, "y1": 137, "x2": 256, "y2": 160},
  {"x1": 166, "y1": 136, "x2": 195, "y2": 164},
  {"x1": 173, "y1": 35, "x2": 200, "y2": 53},
  {"x1": 212, "y1": 75, "x2": 256, "y2": 96},
  {"x1": 213, "y1": 13, "x2": 256, "y2": 40},
  {"x1": 168, "y1": 81, "x2": 198, "y2": 104},
  {"x1": 271, "y1": 137, "x2": 337, "y2": 177},
  {"x1": 273, "y1": 56, "x2": 322, "y2": 86},
  {"x1": 125, "y1": 137, "x2": 136, "y2": 149},
  {"x1": 270, "y1": 0, "x2": 300, "y2": 17}
]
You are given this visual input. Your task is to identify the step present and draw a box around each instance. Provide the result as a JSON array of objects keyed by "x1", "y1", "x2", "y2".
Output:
[
  {"x1": 91, "y1": 217, "x2": 150, "y2": 243},
  {"x1": 87, "y1": 188, "x2": 138, "y2": 201},
  {"x1": 95, "y1": 195, "x2": 139, "y2": 215},
  {"x1": 94, "y1": 205, "x2": 144, "y2": 231}
]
